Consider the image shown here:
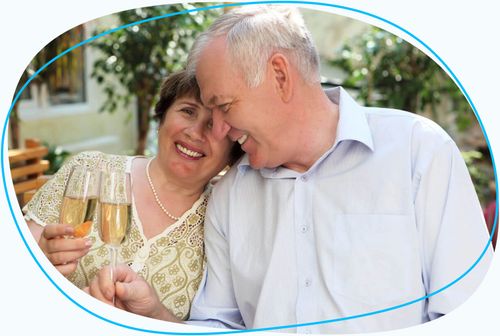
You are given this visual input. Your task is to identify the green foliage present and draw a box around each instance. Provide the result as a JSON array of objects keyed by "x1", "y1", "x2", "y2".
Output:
[
  {"x1": 43, "y1": 143, "x2": 71, "y2": 175},
  {"x1": 331, "y1": 27, "x2": 494, "y2": 206},
  {"x1": 92, "y1": 3, "x2": 220, "y2": 112},
  {"x1": 462, "y1": 150, "x2": 492, "y2": 205},
  {"x1": 90, "y1": 3, "x2": 222, "y2": 153},
  {"x1": 330, "y1": 28, "x2": 473, "y2": 130}
]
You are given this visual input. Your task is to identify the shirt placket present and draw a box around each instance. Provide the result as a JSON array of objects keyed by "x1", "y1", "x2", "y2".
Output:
[{"x1": 294, "y1": 173, "x2": 316, "y2": 334}]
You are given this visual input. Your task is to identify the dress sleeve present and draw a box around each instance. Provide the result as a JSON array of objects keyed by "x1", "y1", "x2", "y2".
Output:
[
  {"x1": 414, "y1": 140, "x2": 493, "y2": 319},
  {"x1": 23, "y1": 151, "x2": 104, "y2": 226},
  {"x1": 187, "y1": 190, "x2": 245, "y2": 329}
]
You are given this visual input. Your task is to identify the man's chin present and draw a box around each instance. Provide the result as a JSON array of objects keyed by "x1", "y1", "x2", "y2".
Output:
[
  {"x1": 248, "y1": 155, "x2": 280, "y2": 170},
  {"x1": 248, "y1": 155, "x2": 265, "y2": 170}
]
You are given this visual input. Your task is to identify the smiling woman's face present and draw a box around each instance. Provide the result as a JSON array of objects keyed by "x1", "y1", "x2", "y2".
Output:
[{"x1": 156, "y1": 95, "x2": 233, "y2": 187}]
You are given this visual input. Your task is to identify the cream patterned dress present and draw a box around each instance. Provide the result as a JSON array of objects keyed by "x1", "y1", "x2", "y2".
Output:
[{"x1": 23, "y1": 151, "x2": 208, "y2": 319}]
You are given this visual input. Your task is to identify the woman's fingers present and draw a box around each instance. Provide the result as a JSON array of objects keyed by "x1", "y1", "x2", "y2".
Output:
[
  {"x1": 114, "y1": 264, "x2": 139, "y2": 283},
  {"x1": 38, "y1": 225, "x2": 92, "y2": 269},
  {"x1": 44, "y1": 237, "x2": 92, "y2": 254},
  {"x1": 114, "y1": 297, "x2": 127, "y2": 310},
  {"x1": 85, "y1": 265, "x2": 168, "y2": 320},
  {"x1": 55, "y1": 261, "x2": 79, "y2": 276},
  {"x1": 91, "y1": 266, "x2": 116, "y2": 304},
  {"x1": 46, "y1": 248, "x2": 90, "y2": 266},
  {"x1": 88, "y1": 279, "x2": 114, "y2": 305},
  {"x1": 42, "y1": 224, "x2": 74, "y2": 239},
  {"x1": 89, "y1": 265, "x2": 136, "y2": 304}
]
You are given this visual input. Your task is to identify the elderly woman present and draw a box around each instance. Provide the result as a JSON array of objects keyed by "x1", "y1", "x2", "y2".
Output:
[{"x1": 25, "y1": 70, "x2": 242, "y2": 320}]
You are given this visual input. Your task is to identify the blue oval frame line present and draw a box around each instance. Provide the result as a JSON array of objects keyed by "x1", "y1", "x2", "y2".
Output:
[{"x1": 2, "y1": 1, "x2": 498, "y2": 334}]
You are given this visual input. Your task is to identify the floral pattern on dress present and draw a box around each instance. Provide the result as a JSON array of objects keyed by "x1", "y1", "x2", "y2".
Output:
[{"x1": 23, "y1": 152, "x2": 208, "y2": 320}]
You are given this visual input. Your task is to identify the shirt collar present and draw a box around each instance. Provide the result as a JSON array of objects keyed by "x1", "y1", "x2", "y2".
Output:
[
  {"x1": 326, "y1": 86, "x2": 374, "y2": 151},
  {"x1": 237, "y1": 86, "x2": 374, "y2": 175},
  {"x1": 237, "y1": 155, "x2": 251, "y2": 173}
]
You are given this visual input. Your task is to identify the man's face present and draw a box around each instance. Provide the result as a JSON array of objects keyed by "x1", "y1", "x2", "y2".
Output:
[{"x1": 196, "y1": 37, "x2": 289, "y2": 169}]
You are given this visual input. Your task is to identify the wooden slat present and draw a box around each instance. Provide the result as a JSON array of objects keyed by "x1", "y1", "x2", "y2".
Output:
[
  {"x1": 25, "y1": 138, "x2": 41, "y2": 148},
  {"x1": 11, "y1": 160, "x2": 49, "y2": 179},
  {"x1": 19, "y1": 175, "x2": 50, "y2": 207},
  {"x1": 19, "y1": 176, "x2": 51, "y2": 207},
  {"x1": 14, "y1": 177, "x2": 47, "y2": 194},
  {"x1": 22, "y1": 190, "x2": 37, "y2": 205},
  {"x1": 9, "y1": 138, "x2": 51, "y2": 208},
  {"x1": 8, "y1": 147, "x2": 48, "y2": 164}
]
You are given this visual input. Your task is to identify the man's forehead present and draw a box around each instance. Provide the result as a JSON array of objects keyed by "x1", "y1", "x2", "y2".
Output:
[
  {"x1": 202, "y1": 93, "x2": 231, "y2": 107},
  {"x1": 196, "y1": 37, "x2": 228, "y2": 70},
  {"x1": 195, "y1": 36, "x2": 241, "y2": 106},
  {"x1": 195, "y1": 68, "x2": 220, "y2": 106}
]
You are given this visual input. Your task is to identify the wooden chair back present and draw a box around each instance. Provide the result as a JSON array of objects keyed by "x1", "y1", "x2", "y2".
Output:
[{"x1": 8, "y1": 138, "x2": 50, "y2": 207}]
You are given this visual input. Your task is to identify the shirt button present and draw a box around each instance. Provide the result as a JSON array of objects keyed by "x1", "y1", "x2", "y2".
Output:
[
  {"x1": 303, "y1": 329, "x2": 311, "y2": 334},
  {"x1": 301, "y1": 175, "x2": 308, "y2": 182},
  {"x1": 300, "y1": 225, "x2": 308, "y2": 233},
  {"x1": 305, "y1": 278, "x2": 312, "y2": 287}
]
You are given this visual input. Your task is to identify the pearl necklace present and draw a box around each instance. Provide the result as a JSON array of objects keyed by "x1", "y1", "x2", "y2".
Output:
[{"x1": 146, "y1": 158, "x2": 180, "y2": 221}]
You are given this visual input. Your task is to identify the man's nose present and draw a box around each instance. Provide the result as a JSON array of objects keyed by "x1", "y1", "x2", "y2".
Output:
[{"x1": 211, "y1": 109, "x2": 231, "y2": 141}]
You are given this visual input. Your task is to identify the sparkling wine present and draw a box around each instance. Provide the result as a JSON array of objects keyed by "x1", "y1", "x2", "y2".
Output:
[
  {"x1": 60, "y1": 196, "x2": 98, "y2": 227},
  {"x1": 98, "y1": 202, "x2": 131, "y2": 247}
]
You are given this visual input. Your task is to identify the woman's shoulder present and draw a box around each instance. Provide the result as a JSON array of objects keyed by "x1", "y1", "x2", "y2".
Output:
[{"x1": 69, "y1": 151, "x2": 132, "y2": 172}]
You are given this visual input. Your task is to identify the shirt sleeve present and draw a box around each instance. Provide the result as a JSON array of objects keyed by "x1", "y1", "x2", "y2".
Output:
[
  {"x1": 413, "y1": 139, "x2": 493, "y2": 320},
  {"x1": 187, "y1": 185, "x2": 245, "y2": 329}
]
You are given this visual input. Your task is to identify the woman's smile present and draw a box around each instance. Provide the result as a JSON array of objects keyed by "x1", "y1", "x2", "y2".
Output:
[{"x1": 175, "y1": 141, "x2": 205, "y2": 160}]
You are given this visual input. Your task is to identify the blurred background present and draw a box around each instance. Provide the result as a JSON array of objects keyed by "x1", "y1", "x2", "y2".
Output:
[{"x1": 8, "y1": 3, "x2": 496, "y2": 244}]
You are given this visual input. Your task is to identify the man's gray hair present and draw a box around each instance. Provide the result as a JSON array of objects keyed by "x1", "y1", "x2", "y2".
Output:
[{"x1": 187, "y1": 5, "x2": 321, "y2": 87}]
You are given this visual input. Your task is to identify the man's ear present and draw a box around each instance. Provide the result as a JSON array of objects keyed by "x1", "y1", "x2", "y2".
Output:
[{"x1": 269, "y1": 53, "x2": 293, "y2": 103}]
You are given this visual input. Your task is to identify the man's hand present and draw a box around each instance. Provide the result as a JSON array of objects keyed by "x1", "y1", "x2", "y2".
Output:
[
  {"x1": 37, "y1": 224, "x2": 92, "y2": 276},
  {"x1": 85, "y1": 264, "x2": 183, "y2": 323}
]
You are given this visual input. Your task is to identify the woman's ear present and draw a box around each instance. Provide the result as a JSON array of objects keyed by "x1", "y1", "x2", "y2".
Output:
[{"x1": 269, "y1": 53, "x2": 293, "y2": 103}]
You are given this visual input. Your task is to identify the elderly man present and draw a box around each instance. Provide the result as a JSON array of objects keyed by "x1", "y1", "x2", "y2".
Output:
[{"x1": 89, "y1": 5, "x2": 493, "y2": 334}]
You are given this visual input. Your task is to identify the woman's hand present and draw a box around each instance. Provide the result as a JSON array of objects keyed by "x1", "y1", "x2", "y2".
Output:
[
  {"x1": 37, "y1": 224, "x2": 92, "y2": 276},
  {"x1": 85, "y1": 264, "x2": 182, "y2": 322}
]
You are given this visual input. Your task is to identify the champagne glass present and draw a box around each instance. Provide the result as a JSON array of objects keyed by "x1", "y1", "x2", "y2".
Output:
[
  {"x1": 97, "y1": 170, "x2": 132, "y2": 304},
  {"x1": 60, "y1": 166, "x2": 100, "y2": 238}
]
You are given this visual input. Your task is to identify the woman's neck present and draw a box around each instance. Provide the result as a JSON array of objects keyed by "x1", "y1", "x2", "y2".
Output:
[{"x1": 149, "y1": 158, "x2": 205, "y2": 201}]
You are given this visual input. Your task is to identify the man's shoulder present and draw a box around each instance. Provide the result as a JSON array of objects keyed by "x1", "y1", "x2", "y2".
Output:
[
  {"x1": 211, "y1": 156, "x2": 264, "y2": 198},
  {"x1": 364, "y1": 107, "x2": 452, "y2": 145},
  {"x1": 206, "y1": 158, "x2": 262, "y2": 223},
  {"x1": 210, "y1": 162, "x2": 241, "y2": 199}
]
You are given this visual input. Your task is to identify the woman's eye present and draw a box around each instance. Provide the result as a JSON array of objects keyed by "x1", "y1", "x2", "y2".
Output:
[{"x1": 181, "y1": 108, "x2": 195, "y2": 116}]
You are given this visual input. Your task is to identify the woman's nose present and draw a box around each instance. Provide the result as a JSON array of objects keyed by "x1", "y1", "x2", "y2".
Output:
[
  {"x1": 211, "y1": 109, "x2": 231, "y2": 141},
  {"x1": 186, "y1": 121, "x2": 205, "y2": 142}
]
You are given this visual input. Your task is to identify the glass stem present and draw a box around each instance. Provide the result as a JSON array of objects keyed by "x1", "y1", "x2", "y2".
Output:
[{"x1": 109, "y1": 246, "x2": 118, "y2": 306}]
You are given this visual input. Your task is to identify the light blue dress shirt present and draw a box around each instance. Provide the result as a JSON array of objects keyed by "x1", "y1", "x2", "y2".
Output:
[{"x1": 188, "y1": 87, "x2": 493, "y2": 333}]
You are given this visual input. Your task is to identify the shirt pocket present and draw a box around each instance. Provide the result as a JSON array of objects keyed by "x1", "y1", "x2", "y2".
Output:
[{"x1": 325, "y1": 214, "x2": 423, "y2": 308}]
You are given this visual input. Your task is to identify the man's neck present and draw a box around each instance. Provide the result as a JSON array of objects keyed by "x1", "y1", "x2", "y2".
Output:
[{"x1": 282, "y1": 87, "x2": 339, "y2": 173}]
